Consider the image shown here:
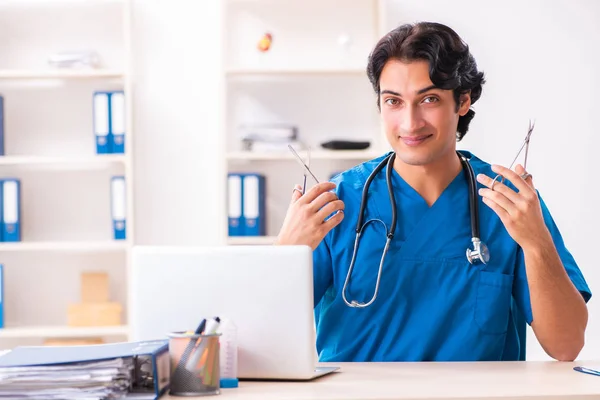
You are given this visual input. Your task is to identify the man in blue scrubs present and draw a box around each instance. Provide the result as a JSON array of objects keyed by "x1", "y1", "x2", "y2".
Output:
[{"x1": 275, "y1": 22, "x2": 591, "y2": 362}]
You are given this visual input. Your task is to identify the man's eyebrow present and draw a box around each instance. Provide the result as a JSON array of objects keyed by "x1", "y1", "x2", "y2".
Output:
[
  {"x1": 380, "y1": 85, "x2": 439, "y2": 97},
  {"x1": 380, "y1": 89, "x2": 401, "y2": 96}
]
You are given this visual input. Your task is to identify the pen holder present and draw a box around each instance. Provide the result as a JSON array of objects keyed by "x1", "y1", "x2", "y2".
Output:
[{"x1": 167, "y1": 331, "x2": 222, "y2": 396}]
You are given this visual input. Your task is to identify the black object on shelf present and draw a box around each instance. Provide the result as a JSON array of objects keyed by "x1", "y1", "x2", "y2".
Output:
[{"x1": 320, "y1": 140, "x2": 371, "y2": 150}]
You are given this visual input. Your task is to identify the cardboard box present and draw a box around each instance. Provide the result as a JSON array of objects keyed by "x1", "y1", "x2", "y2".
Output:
[
  {"x1": 44, "y1": 338, "x2": 105, "y2": 346},
  {"x1": 67, "y1": 302, "x2": 122, "y2": 327},
  {"x1": 81, "y1": 272, "x2": 109, "y2": 303}
]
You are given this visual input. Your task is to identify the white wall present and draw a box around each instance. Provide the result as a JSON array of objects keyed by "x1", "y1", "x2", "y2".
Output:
[
  {"x1": 386, "y1": 0, "x2": 600, "y2": 360},
  {"x1": 130, "y1": 0, "x2": 226, "y2": 246},
  {"x1": 131, "y1": 0, "x2": 599, "y2": 360}
]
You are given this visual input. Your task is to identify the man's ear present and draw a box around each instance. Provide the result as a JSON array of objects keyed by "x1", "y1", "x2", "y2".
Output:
[{"x1": 458, "y1": 91, "x2": 471, "y2": 116}]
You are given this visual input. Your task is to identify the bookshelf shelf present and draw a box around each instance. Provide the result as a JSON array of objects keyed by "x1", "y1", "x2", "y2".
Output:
[
  {"x1": 226, "y1": 67, "x2": 366, "y2": 76},
  {"x1": 226, "y1": 150, "x2": 382, "y2": 162},
  {"x1": 0, "y1": 155, "x2": 126, "y2": 167},
  {"x1": 0, "y1": 69, "x2": 124, "y2": 80},
  {"x1": 0, "y1": 325, "x2": 129, "y2": 339},
  {"x1": 227, "y1": 236, "x2": 277, "y2": 245},
  {"x1": 0, "y1": 241, "x2": 129, "y2": 252}
]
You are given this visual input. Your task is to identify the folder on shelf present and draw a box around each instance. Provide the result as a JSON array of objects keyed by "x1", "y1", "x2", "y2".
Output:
[
  {"x1": 93, "y1": 91, "x2": 111, "y2": 154},
  {"x1": 243, "y1": 173, "x2": 266, "y2": 236},
  {"x1": 0, "y1": 95, "x2": 4, "y2": 156},
  {"x1": 111, "y1": 176, "x2": 126, "y2": 240},
  {"x1": 1, "y1": 179, "x2": 20, "y2": 242},
  {"x1": 0, "y1": 339, "x2": 170, "y2": 399},
  {"x1": 227, "y1": 173, "x2": 243, "y2": 236},
  {"x1": 0, "y1": 264, "x2": 4, "y2": 329},
  {"x1": 110, "y1": 91, "x2": 125, "y2": 154},
  {"x1": 0, "y1": 180, "x2": 3, "y2": 242}
]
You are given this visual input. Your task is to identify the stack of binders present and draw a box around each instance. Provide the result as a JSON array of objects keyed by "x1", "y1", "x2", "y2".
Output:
[
  {"x1": 0, "y1": 340, "x2": 170, "y2": 399},
  {"x1": 227, "y1": 173, "x2": 266, "y2": 237},
  {"x1": 93, "y1": 90, "x2": 126, "y2": 154}
]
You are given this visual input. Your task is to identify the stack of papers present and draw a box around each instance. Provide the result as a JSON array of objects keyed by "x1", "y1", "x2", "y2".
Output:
[{"x1": 0, "y1": 358, "x2": 134, "y2": 400}]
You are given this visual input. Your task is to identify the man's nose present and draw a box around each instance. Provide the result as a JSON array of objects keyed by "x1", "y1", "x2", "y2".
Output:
[{"x1": 400, "y1": 107, "x2": 426, "y2": 134}]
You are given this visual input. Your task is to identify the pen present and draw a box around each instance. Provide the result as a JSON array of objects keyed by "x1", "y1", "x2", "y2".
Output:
[
  {"x1": 203, "y1": 317, "x2": 221, "y2": 335},
  {"x1": 185, "y1": 317, "x2": 221, "y2": 372},
  {"x1": 574, "y1": 366, "x2": 600, "y2": 377},
  {"x1": 175, "y1": 319, "x2": 206, "y2": 373}
]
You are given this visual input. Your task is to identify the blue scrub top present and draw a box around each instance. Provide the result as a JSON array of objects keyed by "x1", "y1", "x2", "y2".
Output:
[{"x1": 313, "y1": 150, "x2": 592, "y2": 362}]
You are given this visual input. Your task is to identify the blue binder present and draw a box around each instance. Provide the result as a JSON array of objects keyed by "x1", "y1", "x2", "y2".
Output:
[
  {"x1": 1, "y1": 179, "x2": 20, "y2": 242},
  {"x1": 227, "y1": 173, "x2": 243, "y2": 236},
  {"x1": 110, "y1": 176, "x2": 126, "y2": 240},
  {"x1": 0, "y1": 180, "x2": 3, "y2": 242},
  {"x1": 243, "y1": 174, "x2": 266, "y2": 236},
  {"x1": 93, "y1": 91, "x2": 111, "y2": 154},
  {"x1": 0, "y1": 264, "x2": 4, "y2": 328},
  {"x1": 0, "y1": 95, "x2": 4, "y2": 156},
  {"x1": 110, "y1": 91, "x2": 125, "y2": 154}
]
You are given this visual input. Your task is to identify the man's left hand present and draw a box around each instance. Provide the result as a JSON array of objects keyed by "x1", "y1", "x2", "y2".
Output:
[{"x1": 476, "y1": 164, "x2": 551, "y2": 249}]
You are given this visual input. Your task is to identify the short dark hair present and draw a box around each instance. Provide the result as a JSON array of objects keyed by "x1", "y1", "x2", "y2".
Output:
[{"x1": 366, "y1": 22, "x2": 485, "y2": 141}]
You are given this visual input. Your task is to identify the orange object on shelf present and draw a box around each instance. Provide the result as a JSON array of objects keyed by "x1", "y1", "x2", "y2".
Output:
[{"x1": 257, "y1": 32, "x2": 273, "y2": 52}]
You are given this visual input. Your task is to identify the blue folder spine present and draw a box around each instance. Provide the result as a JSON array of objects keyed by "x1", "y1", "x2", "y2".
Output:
[
  {"x1": 0, "y1": 180, "x2": 3, "y2": 242},
  {"x1": 110, "y1": 91, "x2": 125, "y2": 154},
  {"x1": 93, "y1": 91, "x2": 112, "y2": 154},
  {"x1": 111, "y1": 176, "x2": 126, "y2": 240},
  {"x1": 243, "y1": 174, "x2": 266, "y2": 236},
  {"x1": 227, "y1": 173, "x2": 243, "y2": 236},
  {"x1": 0, "y1": 95, "x2": 5, "y2": 156},
  {"x1": 0, "y1": 264, "x2": 4, "y2": 328},
  {"x1": 1, "y1": 179, "x2": 20, "y2": 242}
]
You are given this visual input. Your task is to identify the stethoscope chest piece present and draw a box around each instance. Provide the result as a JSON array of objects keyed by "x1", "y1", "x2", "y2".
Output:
[{"x1": 466, "y1": 237, "x2": 490, "y2": 264}]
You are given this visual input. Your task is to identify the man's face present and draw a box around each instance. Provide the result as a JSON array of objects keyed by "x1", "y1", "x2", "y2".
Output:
[{"x1": 379, "y1": 59, "x2": 470, "y2": 166}]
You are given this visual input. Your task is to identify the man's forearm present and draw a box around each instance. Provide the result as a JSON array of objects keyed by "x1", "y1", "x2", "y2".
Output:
[{"x1": 524, "y1": 235, "x2": 588, "y2": 361}]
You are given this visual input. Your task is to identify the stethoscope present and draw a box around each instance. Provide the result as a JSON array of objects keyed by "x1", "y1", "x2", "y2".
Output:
[{"x1": 341, "y1": 151, "x2": 490, "y2": 308}]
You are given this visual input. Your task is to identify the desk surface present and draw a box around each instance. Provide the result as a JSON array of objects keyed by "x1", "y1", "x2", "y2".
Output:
[{"x1": 162, "y1": 361, "x2": 600, "y2": 400}]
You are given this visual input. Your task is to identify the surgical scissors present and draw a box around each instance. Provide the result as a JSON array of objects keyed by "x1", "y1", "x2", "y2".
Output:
[
  {"x1": 491, "y1": 119, "x2": 535, "y2": 190},
  {"x1": 288, "y1": 144, "x2": 319, "y2": 194}
]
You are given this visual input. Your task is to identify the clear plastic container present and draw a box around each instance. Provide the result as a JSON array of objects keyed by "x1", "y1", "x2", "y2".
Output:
[{"x1": 218, "y1": 317, "x2": 238, "y2": 388}]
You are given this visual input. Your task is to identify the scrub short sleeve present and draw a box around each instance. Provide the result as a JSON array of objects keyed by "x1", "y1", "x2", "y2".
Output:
[
  {"x1": 513, "y1": 193, "x2": 592, "y2": 324},
  {"x1": 313, "y1": 232, "x2": 334, "y2": 307}
]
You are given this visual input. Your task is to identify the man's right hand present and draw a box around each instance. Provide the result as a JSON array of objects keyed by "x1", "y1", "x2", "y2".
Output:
[{"x1": 274, "y1": 182, "x2": 345, "y2": 250}]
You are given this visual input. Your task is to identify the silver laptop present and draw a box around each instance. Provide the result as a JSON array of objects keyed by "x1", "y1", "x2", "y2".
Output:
[{"x1": 129, "y1": 245, "x2": 339, "y2": 381}]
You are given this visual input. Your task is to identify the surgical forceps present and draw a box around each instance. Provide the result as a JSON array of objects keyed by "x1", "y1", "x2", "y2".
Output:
[
  {"x1": 491, "y1": 119, "x2": 535, "y2": 190},
  {"x1": 288, "y1": 144, "x2": 319, "y2": 194}
]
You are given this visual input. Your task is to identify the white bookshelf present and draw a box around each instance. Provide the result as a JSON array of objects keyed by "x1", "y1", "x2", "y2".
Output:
[
  {"x1": 0, "y1": 0, "x2": 133, "y2": 344},
  {"x1": 223, "y1": 0, "x2": 386, "y2": 242}
]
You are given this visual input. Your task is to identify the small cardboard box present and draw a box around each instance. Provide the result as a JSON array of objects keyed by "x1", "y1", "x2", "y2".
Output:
[
  {"x1": 81, "y1": 272, "x2": 109, "y2": 303},
  {"x1": 67, "y1": 302, "x2": 122, "y2": 327},
  {"x1": 44, "y1": 338, "x2": 105, "y2": 346}
]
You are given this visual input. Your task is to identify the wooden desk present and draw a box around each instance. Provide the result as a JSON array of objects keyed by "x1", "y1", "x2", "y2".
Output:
[{"x1": 162, "y1": 361, "x2": 600, "y2": 400}]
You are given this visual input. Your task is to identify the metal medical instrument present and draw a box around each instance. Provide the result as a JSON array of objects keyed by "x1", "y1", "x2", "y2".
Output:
[
  {"x1": 288, "y1": 145, "x2": 319, "y2": 194},
  {"x1": 491, "y1": 119, "x2": 535, "y2": 190}
]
